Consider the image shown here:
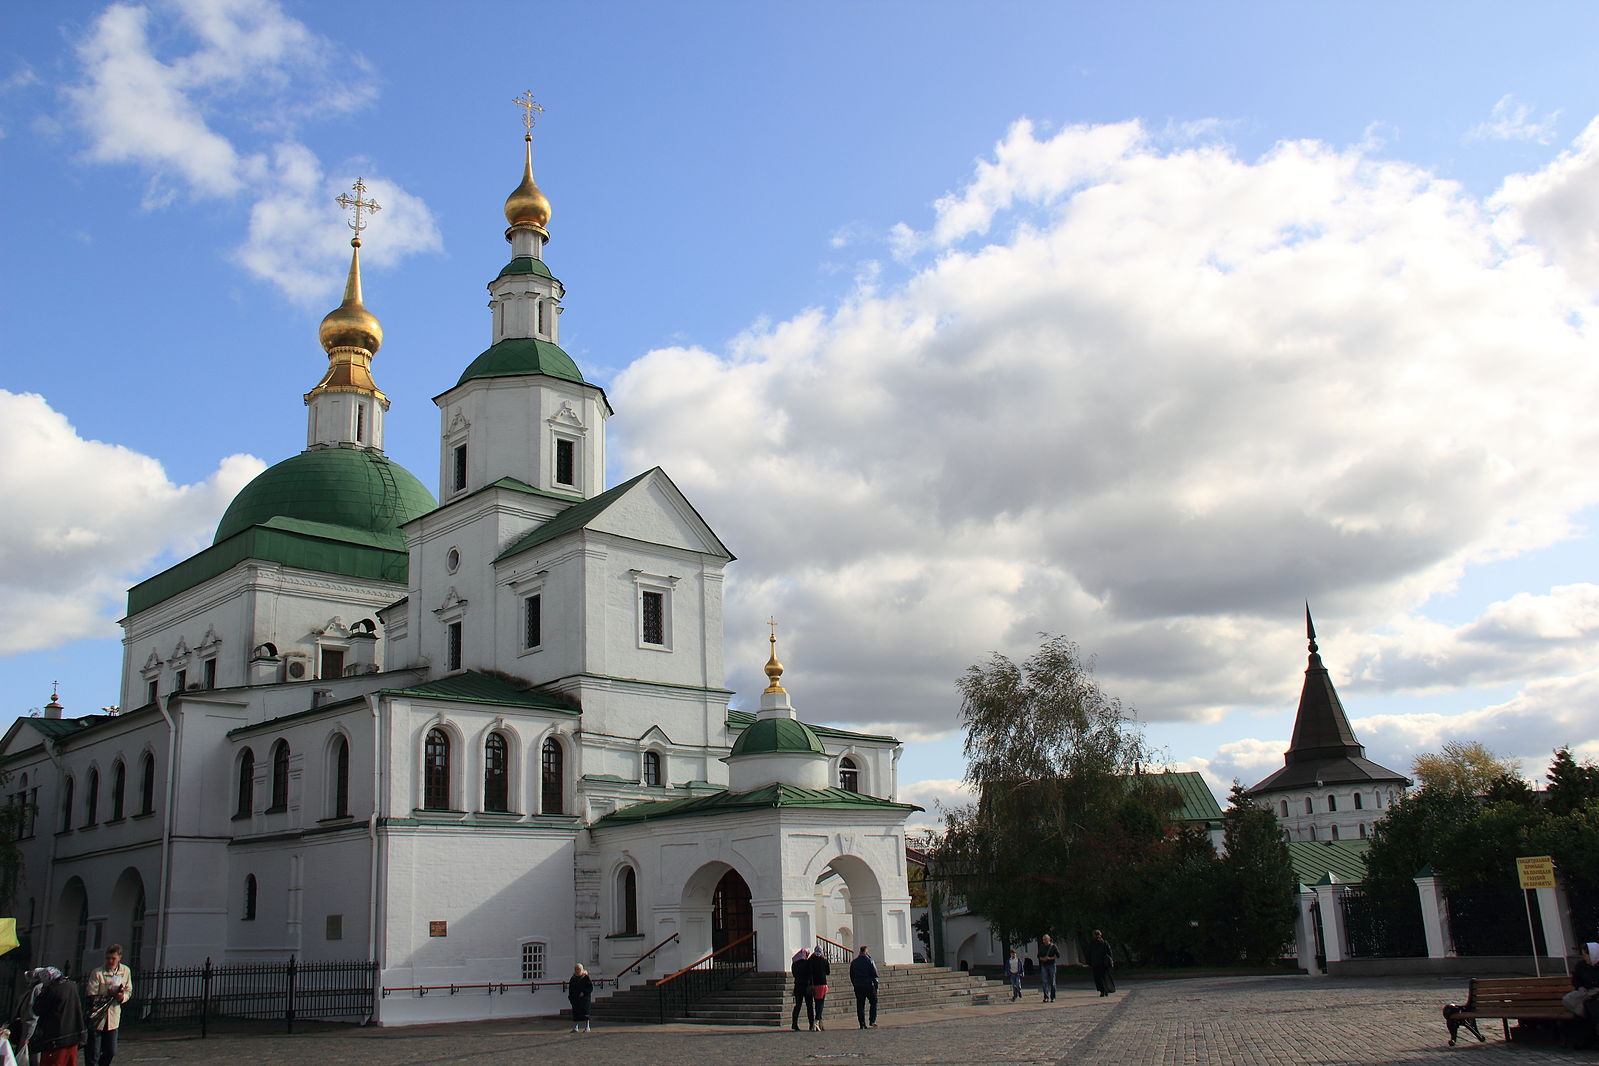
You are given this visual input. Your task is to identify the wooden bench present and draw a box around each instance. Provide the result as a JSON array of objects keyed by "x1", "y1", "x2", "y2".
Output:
[{"x1": 1444, "y1": 976, "x2": 1578, "y2": 1045}]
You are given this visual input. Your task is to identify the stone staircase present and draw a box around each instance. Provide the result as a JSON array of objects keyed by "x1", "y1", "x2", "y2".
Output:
[{"x1": 574, "y1": 964, "x2": 1001, "y2": 1026}]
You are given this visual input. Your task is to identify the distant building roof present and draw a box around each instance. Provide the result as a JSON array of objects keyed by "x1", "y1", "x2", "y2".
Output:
[
  {"x1": 1285, "y1": 838, "x2": 1370, "y2": 886},
  {"x1": 592, "y1": 783, "x2": 921, "y2": 828}
]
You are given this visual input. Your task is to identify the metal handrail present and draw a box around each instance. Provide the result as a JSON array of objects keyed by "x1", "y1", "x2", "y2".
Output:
[
  {"x1": 380, "y1": 977, "x2": 616, "y2": 998},
  {"x1": 616, "y1": 931, "x2": 680, "y2": 982},
  {"x1": 814, "y1": 934, "x2": 853, "y2": 967},
  {"x1": 656, "y1": 932, "x2": 757, "y2": 1023}
]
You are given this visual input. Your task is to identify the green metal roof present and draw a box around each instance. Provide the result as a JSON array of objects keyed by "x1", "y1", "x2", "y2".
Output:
[
  {"x1": 214, "y1": 448, "x2": 436, "y2": 544},
  {"x1": 128, "y1": 521, "x2": 410, "y2": 616},
  {"x1": 592, "y1": 782, "x2": 922, "y2": 828},
  {"x1": 495, "y1": 470, "x2": 651, "y2": 562},
  {"x1": 726, "y1": 708, "x2": 899, "y2": 745},
  {"x1": 728, "y1": 717, "x2": 826, "y2": 757},
  {"x1": 387, "y1": 671, "x2": 580, "y2": 714},
  {"x1": 1286, "y1": 839, "x2": 1370, "y2": 887},
  {"x1": 496, "y1": 256, "x2": 555, "y2": 280},
  {"x1": 1158, "y1": 770, "x2": 1226, "y2": 826},
  {"x1": 456, "y1": 337, "x2": 586, "y2": 387}
]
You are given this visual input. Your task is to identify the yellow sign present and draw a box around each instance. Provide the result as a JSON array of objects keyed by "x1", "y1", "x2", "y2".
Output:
[
  {"x1": 0, "y1": 918, "x2": 17, "y2": 957},
  {"x1": 1516, "y1": 855, "x2": 1556, "y2": 890}
]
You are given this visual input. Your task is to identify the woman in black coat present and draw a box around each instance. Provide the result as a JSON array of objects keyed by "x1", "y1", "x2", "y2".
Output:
[
  {"x1": 568, "y1": 963, "x2": 594, "y2": 1032},
  {"x1": 790, "y1": 949, "x2": 814, "y2": 1031},
  {"x1": 806, "y1": 947, "x2": 832, "y2": 1029}
]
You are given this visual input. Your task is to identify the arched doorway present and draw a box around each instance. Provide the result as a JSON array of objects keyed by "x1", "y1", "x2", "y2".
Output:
[
  {"x1": 815, "y1": 855, "x2": 886, "y2": 956},
  {"x1": 711, "y1": 869, "x2": 753, "y2": 962},
  {"x1": 52, "y1": 877, "x2": 89, "y2": 976},
  {"x1": 110, "y1": 868, "x2": 147, "y2": 972}
]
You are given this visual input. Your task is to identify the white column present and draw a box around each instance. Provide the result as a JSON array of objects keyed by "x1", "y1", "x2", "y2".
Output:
[
  {"x1": 1312, "y1": 877, "x2": 1349, "y2": 965},
  {"x1": 1295, "y1": 887, "x2": 1320, "y2": 974},
  {"x1": 1413, "y1": 873, "x2": 1453, "y2": 959}
]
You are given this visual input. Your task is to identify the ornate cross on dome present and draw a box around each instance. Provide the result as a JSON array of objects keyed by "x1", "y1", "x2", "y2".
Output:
[
  {"x1": 335, "y1": 178, "x2": 381, "y2": 241},
  {"x1": 514, "y1": 90, "x2": 545, "y2": 136}
]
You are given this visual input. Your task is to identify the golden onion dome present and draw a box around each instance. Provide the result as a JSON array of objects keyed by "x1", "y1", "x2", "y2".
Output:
[
  {"x1": 763, "y1": 631, "x2": 787, "y2": 694},
  {"x1": 319, "y1": 237, "x2": 383, "y2": 354},
  {"x1": 504, "y1": 135, "x2": 552, "y2": 231}
]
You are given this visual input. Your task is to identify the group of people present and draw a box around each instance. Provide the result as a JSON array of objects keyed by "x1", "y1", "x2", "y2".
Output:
[
  {"x1": 790, "y1": 945, "x2": 881, "y2": 1031},
  {"x1": 3, "y1": 946, "x2": 132, "y2": 1066},
  {"x1": 1004, "y1": 931, "x2": 1117, "y2": 1002}
]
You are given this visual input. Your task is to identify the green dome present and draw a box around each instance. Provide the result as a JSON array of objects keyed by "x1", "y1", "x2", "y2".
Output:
[
  {"x1": 457, "y1": 338, "x2": 586, "y2": 388},
  {"x1": 729, "y1": 717, "x2": 826, "y2": 758},
  {"x1": 215, "y1": 448, "x2": 437, "y2": 544}
]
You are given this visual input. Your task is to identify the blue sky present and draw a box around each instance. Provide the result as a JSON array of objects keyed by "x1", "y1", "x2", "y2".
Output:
[{"x1": 5, "y1": 1, "x2": 1599, "y2": 816}]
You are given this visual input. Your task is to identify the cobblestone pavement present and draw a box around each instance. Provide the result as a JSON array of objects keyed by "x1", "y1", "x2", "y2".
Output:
[{"x1": 112, "y1": 975, "x2": 1597, "y2": 1066}]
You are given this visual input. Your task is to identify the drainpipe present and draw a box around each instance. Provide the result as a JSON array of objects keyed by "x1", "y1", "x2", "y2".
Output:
[
  {"x1": 154, "y1": 695, "x2": 179, "y2": 972},
  {"x1": 367, "y1": 693, "x2": 384, "y2": 977}
]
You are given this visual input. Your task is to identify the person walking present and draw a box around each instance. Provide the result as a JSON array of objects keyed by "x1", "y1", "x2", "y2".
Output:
[
  {"x1": 1038, "y1": 935, "x2": 1060, "y2": 1002},
  {"x1": 850, "y1": 945, "x2": 879, "y2": 1029},
  {"x1": 84, "y1": 945, "x2": 131, "y2": 1066},
  {"x1": 6, "y1": 968, "x2": 45, "y2": 1066},
  {"x1": 1004, "y1": 949, "x2": 1024, "y2": 1001},
  {"x1": 567, "y1": 964, "x2": 594, "y2": 1032},
  {"x1": 28, "y1": 969, "x2": 82, "y2": 1066},
  {"x1": 807, "y1": 946, "x2": 832, "y2": 1030},
  {"x1": 1088, "y1": 930, "x2": 1116, "y2": 997},
  {"x1": 790, "y1": 948, "x2": 815, "y2": 1031}
]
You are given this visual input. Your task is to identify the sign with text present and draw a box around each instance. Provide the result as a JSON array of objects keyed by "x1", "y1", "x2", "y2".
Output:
[
  {"x1": 1516, "y1": 855, "x2": 1556, "y2": 890},
  {"x1": 429, "y1": 920, "x2": 448, "y2": 937}
]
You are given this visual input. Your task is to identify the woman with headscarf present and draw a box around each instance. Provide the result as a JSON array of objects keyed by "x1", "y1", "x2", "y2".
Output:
[
  {"x1": 790, "y1": 948, "x2": 814, "y2": 1031},
  {"x1": 568, "y1": 963, "x2": 594, "y2": 1033},
  {"x1": 27, "y1": 969, "x2": 83, "y2": 1066},
  {"x1": 806, "y1": 946, "x2": 831, "y2": 1030}
]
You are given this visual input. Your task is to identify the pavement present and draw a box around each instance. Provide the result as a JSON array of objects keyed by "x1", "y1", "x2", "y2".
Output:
[{"x1": 111, "y1": 974, "x2": 1599, "y2": 1065}]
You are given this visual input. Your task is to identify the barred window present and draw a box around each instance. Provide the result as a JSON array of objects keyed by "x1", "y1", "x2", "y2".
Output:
[
  {"x1": 522, "y1": 941, "x2": 546, "y2": 981},
  {"x1": 541, "y1": 738, "x2": 564, "y2": 815},
  {"x1": 447, "y1": 621, "x2": 463, "y2": 672},
  {"x1": 641, "y1": 590, "x2": 665, "y2": 646},
  {"x1": 555, "y1": 438, "x2": 576, "y2": 487},
  {"x1": 523, "y1": 594, "x2": 542, "y2": 650},
  {"x1": 484, "y1": 732, "x2": 510, "y2": 813},
  {"x1": 643, "y1": 750, "x2": 661, "y2": 787},
  {"x1": 424, "y1": 729, "x2": 451, "y2": 811},
  {"x1": 838, "y1": 757, "x2": 859, "y2": 793}
]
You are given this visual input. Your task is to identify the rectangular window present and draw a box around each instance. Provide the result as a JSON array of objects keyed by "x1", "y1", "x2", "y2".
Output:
[
  {"x1": 174, "y1": 669, "x2": 186, "y2": 693},
  {"x1": 321, "y1": 648, "x2": 345, "y2": 679},
  {"x1": 554, "y1": 438, "x2": 576, "y2": 487},
  {"x1": 356, "y1": 404, "x2": 365, "y2": 443},
  {"x1": 147, "y1": 679, "x2": 158, "y2": 706},
  {"x1": 1353, "y1": 793, "x2": 1363, "y2": 810},
  {"x1": 641, "y1": 590, "x2": 666, "y2": 646},
  {"x1": 521, "y1": 941, "x2": 546, "y2": 981},
  {"x1": 203, "y1": 657, "x2": 217, "y2": 689},
  {"x1": 326, "y1": 914, "x2": 343, "y2": 941},
  {"x1": 452, "y1": 444, "x2": 467, "y2": 492},
  {"x1": 447, "y1": 621, "x2": 463, "y2": 672},
  {"x1": 524, "y1": 594, "x2": 542, "y2": 650}
]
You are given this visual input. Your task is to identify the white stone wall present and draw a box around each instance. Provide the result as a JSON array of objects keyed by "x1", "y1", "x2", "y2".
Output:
[
  {"x1": 1257, "y1": 781, "x2": 1405, "y2": 843},
  {"x1": 435, "y1": 377, "x2": 608, "y2": 503}
]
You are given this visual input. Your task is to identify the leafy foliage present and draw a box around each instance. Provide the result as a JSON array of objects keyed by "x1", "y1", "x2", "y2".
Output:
[
  {"x1": 1218, "y1": 784, "x2": 1298, "y2": 963},
  {"x1": 1410, "y1": 741, "x2": 1521, "y2": 796}
]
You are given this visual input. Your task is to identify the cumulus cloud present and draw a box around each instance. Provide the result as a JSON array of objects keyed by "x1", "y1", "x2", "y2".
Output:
[
  {"x1": 0, "y1": 392, "x2": 263, "y2": 653},
  {"x1": 65, "y1": 0, "x2": 438, "y2": 303},
  {"x1": 1467, "y1": 94, "x2": 1559, "y2": 146},
  {"x1": 1492, "y1": 115, "x2": 1599, "y2": 290},
  {"x1": 612, "y1": 117, "x2": 1599, "y2": 760}
]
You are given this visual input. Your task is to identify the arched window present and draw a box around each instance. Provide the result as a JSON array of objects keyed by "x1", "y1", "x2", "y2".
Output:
[
  {"x1": 1353, "y1": 792, "x2": 1364, "y2": 810},
  {"x1": 111, "y1": 760, "x2": 126, "y2": 820},
  {"x1": 1279, "y1": 800, "x2": 1289, "y2": 818},
  {"x1": 1330, "y1": 824, "x2": 1340, "y2": 840},
  {"x1": 541, "y1": 738, "x2": 564, "y2": 815},
  {"x1": 236, "y1": 749, "x2": 255, "y2": 818},
  {"x1": 331, "y1": 735, "x2": 350, "y2": 818},
  {"x1": 129, "y1": 882, "x2": 147, "y2": 971},
  {"x1": 642, "y1": 750, "x2": 661, "y2": 787},
  {"x1": 617, "y1": 866, "x2": 638, "y2": 935},
  {"x1": 61, "y1": 777, "x2": 74, "y2": 833},
  {"x1": 243, "y1": 875, "x2": 257, "y2": 921},
  {"x1": 1327, "y1": 794, "x2": 1337, "y2": 812},
  {"x1": 484, "y1": 732, "x2": 509, "y2": 812},
  {"x1": 1304, "y1": 797, "x2": 1313, "y2": 815},
  {"x1": 839, "y1": 757, "x2": 860, "y2": 793},
  {"x1": 139, "y1": 753, "x2": 156, "y2": 815},
  {"x1": 1309, "y1": 825, "x2": 1318, "y2": 841},
  {"x1": 84, "y1": 769, "x2": 99, "y2": 825},
  {"x1": 1358, "y1": 823, "x2": 1367, "y2": 839},
  {"x1": 424, "y1": 729, "x2": 451, "y2": 810},
  {"x1": 75, "y1": 895, "x2": 88, "y2": 968},
  {"x1": 269, "y1": 740, "x2": 290, "y2": 810}
]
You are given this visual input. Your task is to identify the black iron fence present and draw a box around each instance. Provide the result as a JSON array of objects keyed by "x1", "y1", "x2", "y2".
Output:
[
  {"x1": 126, "y1": 956, "x2": 377, "y2": 1035},
  {"x1": 655, "y1": 931, "x2": 756, "y2": 1023},
  {"x1": 1447, "y1": 884, "x2": 1546, "y2": 958},
  {"x1": 1340, "y1": 887, "x2": 1427, "y2": 958}
]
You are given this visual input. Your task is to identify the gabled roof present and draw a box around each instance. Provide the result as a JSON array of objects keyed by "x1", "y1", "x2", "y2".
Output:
[
  {"x1": 1285, "y1": 838, "x2": 1370, "y2": 886},
  {"x1": 591, "y1": 782, "x2": 922, "y2": 828},
  {"x1": 495, "y1": 468, "x2": 733, "y2": 564},
  {"x1": 1159, "y1": 770, "x2": 1225, "y2": 826},
  {"x1": 386, "y1": 671, "x2": 580, "y2": 715}
]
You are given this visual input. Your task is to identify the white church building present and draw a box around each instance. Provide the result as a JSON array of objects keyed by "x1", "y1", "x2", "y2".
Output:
[{"x1": 1, "y1": 116, "x2": 919, "y2": 1025}]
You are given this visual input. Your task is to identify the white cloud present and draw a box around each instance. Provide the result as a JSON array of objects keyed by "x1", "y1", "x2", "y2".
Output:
[
  {"x1": 1492, "y1": 115, "x2": 1599, "y2": 290},
  {"x1": 1467, "y1": 94, "x2": 1559, "y2": 145},
  {"x1": 0, "y1": 392, "x2": 262, "y2": 653},
  {"x1": 612, "y1": 116, "x2": 1599, "y2": 759},
  {"x1": 65, "y1": 0, "x2": 437, "y2": 304}
]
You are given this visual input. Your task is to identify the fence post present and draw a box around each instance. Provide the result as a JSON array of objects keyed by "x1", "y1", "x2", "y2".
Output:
[
  {"x1": 1312, "y1": 875, "x2": 1349, "y2": 966},
  {"x1": 200, "y1": 957, "x2": 212, "y2": 1040},
  {"x1": 1294, "y1": 886, "x2": 1320, "y2": 974},
  {"x1": 1412, "y1": 868, "x2": 1453, "y2": 959},
  {"x1": 286, "y1": 954, "x2": 297, "y2": 1034}
]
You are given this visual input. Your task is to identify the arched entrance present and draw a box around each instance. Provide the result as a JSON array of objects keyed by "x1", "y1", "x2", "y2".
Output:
[
  {"x1": 110, "y1": 868, "x2": 147, "y2": 971},
  {"x1": 711, "y1": 869, "x2": 753, "y2": 962},
  {"x1": 815, "y1": 855, "x2": 886, "y2": 955}
]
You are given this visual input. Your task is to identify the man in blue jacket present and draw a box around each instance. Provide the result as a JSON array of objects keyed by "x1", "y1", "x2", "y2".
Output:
[{"x1": 851, "y1": 945, "x2": 880, "y2": 1029}]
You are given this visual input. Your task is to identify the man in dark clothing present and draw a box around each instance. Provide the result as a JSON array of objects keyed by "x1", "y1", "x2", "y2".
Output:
[
  {"x1": 790, "y1": 949, "x2": 814, "y2": 1031},
  {"x1": 806, "y1": 947, "x2": 832, "y2": 1030},
  {"x1": 29, "y1": 968, "x2": 84, "y2": 1066},
  {"x1": 1088, "y1": 930, "x2": 1116, "y2": 997},
  {"x1": 850, "y1": 946, "x2": 880, "y2": 1029},
  {"x1": 1038, "y1": 935, "x2": 1060, "y2": 1002}
]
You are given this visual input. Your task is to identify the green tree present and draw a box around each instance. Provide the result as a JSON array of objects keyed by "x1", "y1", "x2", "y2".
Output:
[
  {"x1": 1546, "y1": 747, "x2": 1599, "y2": 816},
  {"x1": 934, "y1": 635, "x2": 1173, "y2": 948},
  {"x1": 1217, "y1": 783, "x2": 1297, "y2": 964},
  {"x1": 1410, "y1": 741, "x2": 1521, "y2": 796}
]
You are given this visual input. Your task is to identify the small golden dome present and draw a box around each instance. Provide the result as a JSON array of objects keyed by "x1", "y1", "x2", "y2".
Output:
[
  {"x1": 319, "y1": 238, "x2": 383, "y2": 354},
  {"x1": 763, "y1": 631, "x2": 787, "y2": 694},
  {"x1": 504, "y1": 135, "x2": 552, "y2": 232}
]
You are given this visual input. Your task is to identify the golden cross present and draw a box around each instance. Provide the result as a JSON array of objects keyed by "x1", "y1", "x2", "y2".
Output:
[
  {"x1": 335, "y1": 177, "x2": 381, "y2": 236},
  {"x1": 768, "y1": 617, "x2": 778, "y2": 641},
  {"x1": 514, "y1": 90, "x2": 545, "y2": 136}
]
